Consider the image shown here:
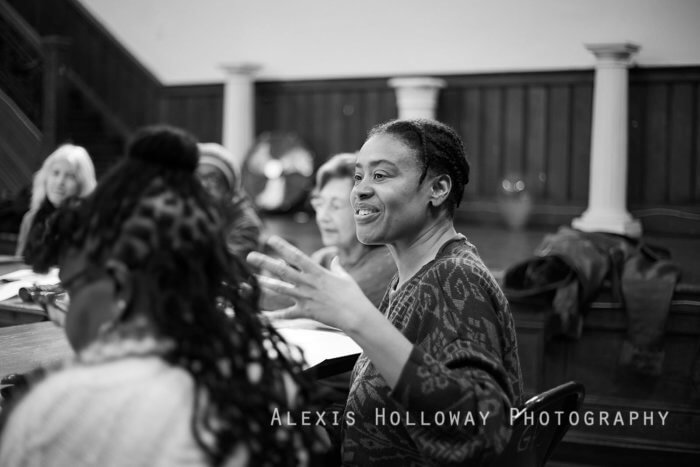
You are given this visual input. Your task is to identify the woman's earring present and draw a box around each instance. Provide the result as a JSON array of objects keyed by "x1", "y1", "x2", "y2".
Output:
[{"x1": 116, "y1": 299, "x2": 126, "y2": 313}]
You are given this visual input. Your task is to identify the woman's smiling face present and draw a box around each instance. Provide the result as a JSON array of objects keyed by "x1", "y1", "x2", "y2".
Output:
[
  {"x1": 351, "y1": 133, "x2": 432, "y2": 246},
  {"x1": 46, "y1": 159, "x2": 79, "y2": 207}
]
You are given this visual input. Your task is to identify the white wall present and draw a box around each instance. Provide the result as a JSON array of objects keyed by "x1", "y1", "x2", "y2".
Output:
[{"x1": 77, "y1": 0, "x2": 700, "y2": 84}]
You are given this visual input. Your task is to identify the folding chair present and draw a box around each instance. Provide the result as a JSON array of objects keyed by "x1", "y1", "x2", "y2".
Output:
[{"x1": 492, "y1": 381, "x2": 585, "y2": 467}]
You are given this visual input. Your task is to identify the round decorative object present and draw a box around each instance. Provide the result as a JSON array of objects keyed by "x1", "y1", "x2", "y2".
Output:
[
  {"x1": 498, "y1": 173, "x2": 533, "y2": 230},
  {"x1": 242, "y1": 132, "x2": 315, "y2": 213}
]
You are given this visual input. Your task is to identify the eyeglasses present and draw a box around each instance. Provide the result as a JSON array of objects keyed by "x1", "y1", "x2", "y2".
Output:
[
  {"x1": 18, "y1": 285, "x2": 69, "y2": 324},
  {"x1": 59, "y1": 266, "x2": 104, "y2": 295},
  {"x1": 309, "y1": 196, "x2": 349, "y2": 213}
]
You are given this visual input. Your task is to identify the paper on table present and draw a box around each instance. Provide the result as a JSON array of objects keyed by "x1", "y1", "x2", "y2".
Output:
[
  {"x1": 276, "y1": 327, "x2": 361, "y2": 369},
  {"x1": 0, "y1": 268, "x2": 60, "y2": 301}
]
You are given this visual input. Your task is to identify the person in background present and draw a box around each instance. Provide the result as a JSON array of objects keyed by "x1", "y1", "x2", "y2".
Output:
[
  {"x1": 197, "y1": 143, "x2": 263, "y2": 260},
  {"x1": 248, "y1": 118, "x2": 523, "y2": 466},
  {"x1": 309, "y1": 153, "x2": 396, "y2": 307},
  {"x1": 15, "y1": 144, "x2": 96, "y2": 257},
  {"x1": 0, "y1": 125, "x2": 326, "y2": 466}
]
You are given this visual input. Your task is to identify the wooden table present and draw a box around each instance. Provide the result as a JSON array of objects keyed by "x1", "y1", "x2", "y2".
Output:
[
  {"x1": 0, "y1": 258, "x2": 54, "y2": 326},
  {"x1": 0, "y1": 321, "x2": 72, "y2": 376},
  {"x1": 0, "y1": 320, "x2": 360, "y2": 381}
]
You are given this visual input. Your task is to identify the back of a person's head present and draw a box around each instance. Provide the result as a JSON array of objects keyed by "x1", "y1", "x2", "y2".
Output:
[
  {"x1": 77, "y1": 125, "x2": 213, "y2": 267},
  {"x1": 30, "y1": 144, "x2": 97, "y2": 211},
  {"x1": 369, "y1": 118, "x2": 470, "y2": 217}
]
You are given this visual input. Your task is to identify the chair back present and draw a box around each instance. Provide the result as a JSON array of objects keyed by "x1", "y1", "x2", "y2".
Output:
[{"x1": 492, "y1": 381, "x2": 585, "y2": 467}]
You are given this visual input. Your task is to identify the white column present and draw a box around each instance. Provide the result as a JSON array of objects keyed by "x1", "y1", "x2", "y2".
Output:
[
  {"x1": 572, "y1": 43, "x2": 642, "y2": 238},
  {"x1": 220, "y1": 63, "x2": 260, "y2": 168},
  {"x1": 388, "y1": 77, "x2": 446, "y2": 120}
]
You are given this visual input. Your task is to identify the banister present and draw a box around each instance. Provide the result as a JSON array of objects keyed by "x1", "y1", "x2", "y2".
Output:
[
  {"x1": 63, "y1": 68, "x2": 131, "y2": 140},
  {"x1": 0, "y1": 0, "x2": 41, "y2": 52}
]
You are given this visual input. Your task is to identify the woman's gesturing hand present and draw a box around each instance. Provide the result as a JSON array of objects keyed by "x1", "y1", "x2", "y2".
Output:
[{"x1": 247, "y1": 236, "x2": 376, "y2": 333}]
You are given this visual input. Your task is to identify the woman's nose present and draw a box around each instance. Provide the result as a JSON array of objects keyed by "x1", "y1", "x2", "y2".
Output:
[{"x1": 352, "y1": 179, "x2": 372, "y2": 200}]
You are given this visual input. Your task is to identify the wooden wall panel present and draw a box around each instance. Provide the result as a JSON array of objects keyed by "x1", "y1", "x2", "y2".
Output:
[
  {"x1": 668, "y1": 83, "x2": 694, "y2": 203},
  {"x1": 628, "y1": 83, "x2": 646, "y2": 203},
  {"x1": 255, "y1": 79, "x2": 394, "y2": 166},
  {"x1": 481, "y1": 87, "x2": 503, "y2": 198},
  {"x1": 546, "y1": 85, "x2": 571, "y2": 202},
  {"x1": 459, "y1": 89, "x2": 482, "y2": 198},
  {"x1": 696, "y1": 84, "x2": 700, "y2": 200},
  {"x1": 525, "y1": 86, "x2": 548, "y2": 200},
  {"x1": 252, "y1": 68, "x2": 700, "y2": 234},
  {"x1": 643, "y1": 84, "x2": 670, "y2": 203},
  {"x1": 158, "y1": 84, "x2": 223, "y2": 143},
  {"x1": 570, "y1": 84, "x2": 592, "y2": 202},
  {"x1": 504, "y1": 86, "x2": 525, "y2": 178}
]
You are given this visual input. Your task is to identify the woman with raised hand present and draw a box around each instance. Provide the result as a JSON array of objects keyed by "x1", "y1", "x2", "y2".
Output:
[
  {"x1": 248, "y1": 118, "x2": 523, "y2": 466},
  {"x1": 0, "y1": 125, "x2": 326, "y2": 467}
]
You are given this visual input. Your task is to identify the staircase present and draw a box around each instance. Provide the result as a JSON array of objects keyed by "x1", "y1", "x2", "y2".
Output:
[
  {"x1": 62, "y1": 86, "x2": 125, "y2": 177},
  {"x1": 0, "y1": 0, "x2": 165, "y2": 192}
]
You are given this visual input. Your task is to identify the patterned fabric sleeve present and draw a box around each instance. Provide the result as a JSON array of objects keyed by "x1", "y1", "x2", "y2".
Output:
[{"x1": 388, "y1": 258, "x2": 515, "y2": 464}]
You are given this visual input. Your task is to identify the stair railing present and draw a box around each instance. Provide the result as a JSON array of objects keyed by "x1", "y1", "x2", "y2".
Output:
[{"x1": 0, "y1": 0, "x2": 131, "y2": 158}]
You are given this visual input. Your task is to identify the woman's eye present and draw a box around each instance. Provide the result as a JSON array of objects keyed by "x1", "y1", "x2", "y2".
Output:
[
  {"x1": 373, "y1": 173, "x2": 385, "y2": 180},
  {"x1": 353, "y1": 174, "x2": 362, "y2": 183}
]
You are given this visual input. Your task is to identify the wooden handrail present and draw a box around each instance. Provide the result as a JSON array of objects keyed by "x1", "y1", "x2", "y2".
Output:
[
  {"x1": 66, "y1": 0, "x2": 161, "y2": 88},
  {"x1": 63, "y1": 68, "x2": 131, "y2": 139},
  {"x1": 0, "y1": 0, "x2": 41, "y2": 51}
]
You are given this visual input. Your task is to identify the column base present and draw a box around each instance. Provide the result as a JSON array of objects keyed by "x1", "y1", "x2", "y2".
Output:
[{"x1": 572, "y1": 211, "x2": 642, "y2": 238}]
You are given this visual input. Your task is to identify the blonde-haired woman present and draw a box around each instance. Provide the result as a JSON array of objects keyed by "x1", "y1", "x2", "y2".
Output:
[{"x1": 15, "y1": 144, "x2": 96, "y2": 257}]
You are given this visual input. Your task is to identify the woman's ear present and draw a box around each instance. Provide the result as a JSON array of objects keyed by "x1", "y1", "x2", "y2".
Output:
[
  {"x1": 429, "y1": 174, "x2": 452, "y2": 207},
  {"x1": 105, "y1": 259, "x2": 132, "y2": 317}
]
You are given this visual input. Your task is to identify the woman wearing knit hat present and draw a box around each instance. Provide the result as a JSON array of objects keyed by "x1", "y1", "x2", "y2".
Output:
[
  {"x1": 0, "y1": 125, "x2": 327, "y2": 466},
  {"x1": 197, "y1": 142, "x2": 263, "y2": 260}
]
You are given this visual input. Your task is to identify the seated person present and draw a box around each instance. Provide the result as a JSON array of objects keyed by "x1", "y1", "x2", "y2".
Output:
[
  {"x1": 15, "y1": 144, "x2": 96, "y2": 257},
  {"x1": 197, "y1": 143, "x2": 263, "y2": 260},
  {"x1": 248, "y1": 118, "x2": 524, "y2": 466},
  {"x1": 0, "y1": 126, "x2": 326, "y2": 466},
  {"x1": 309, "y1": 153, "x2": 396, "y2": 307}
]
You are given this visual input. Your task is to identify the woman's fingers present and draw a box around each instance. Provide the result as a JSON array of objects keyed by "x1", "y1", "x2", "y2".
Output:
[
  {"x1": 266, "y1": 236, "x2": 323, "y2": 274},
  {"x1": 256, "y1": 275, "x2": 309, "y2": 301},
  {"x1": 263, "y1": 309, "x2": 305, "y2": 321},
  {"x1": 247, "y1": 252, "x2": 311, "y2": 286}
]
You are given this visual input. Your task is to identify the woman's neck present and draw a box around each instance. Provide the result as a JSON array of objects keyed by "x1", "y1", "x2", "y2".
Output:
[
  {"x1": 389, "y1": 218, "x2": 458, "y2": 288},
  {"x1": 335, "y1": 240, "x2": 367, "y2": 266}
]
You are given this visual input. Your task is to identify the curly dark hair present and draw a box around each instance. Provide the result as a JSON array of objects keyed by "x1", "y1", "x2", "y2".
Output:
[
  {"x1": 25, "y1": 125, "x2": 325, "y2": 466},
  {"x1": 368, "y1": 118, "x2": 470, "y2": 217}
]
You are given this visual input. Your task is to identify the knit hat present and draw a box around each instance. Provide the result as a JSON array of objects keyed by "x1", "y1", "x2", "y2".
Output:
[{"x1": 197, "y1": 143, "x2": 240, "y2": 191}]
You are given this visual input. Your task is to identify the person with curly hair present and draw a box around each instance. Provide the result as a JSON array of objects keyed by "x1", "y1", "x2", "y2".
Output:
[
  {"x1": 0, "y1": 125, "x2": 327, "y2": 467},
  {"x1": 248, "y1": 118, "x2": 523, "y2": 466},
  {"x1": 15, "y1": 143, "x2": 96, "y2": 257}
]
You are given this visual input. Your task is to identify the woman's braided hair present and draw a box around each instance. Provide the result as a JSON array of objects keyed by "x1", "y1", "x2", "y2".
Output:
[
  {"x1": 368, "y1": 118, "x2": 470, "y2": 217},
  {"x1": 26, "y1": 125, "x2": 325, "y2": 466}
]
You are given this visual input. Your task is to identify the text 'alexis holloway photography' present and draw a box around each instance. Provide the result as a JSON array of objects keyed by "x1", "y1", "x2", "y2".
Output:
[{"x1": 270, "y1": 408, "x2": 671, "y2": 428}]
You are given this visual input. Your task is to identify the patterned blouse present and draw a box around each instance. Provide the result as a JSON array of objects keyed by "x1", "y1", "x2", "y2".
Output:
[{"x1": 341, "y1": 235, "x2": 523, "y2": 466}]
